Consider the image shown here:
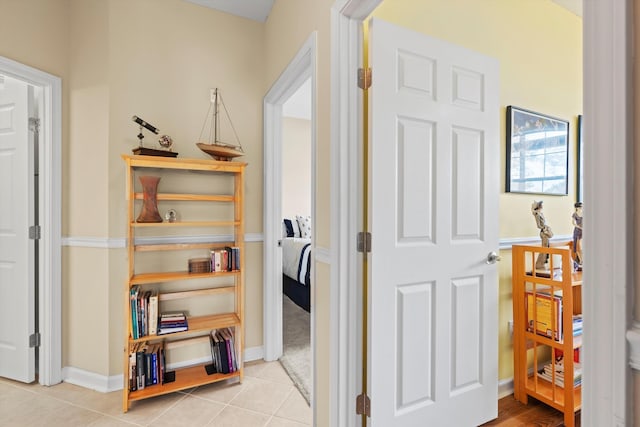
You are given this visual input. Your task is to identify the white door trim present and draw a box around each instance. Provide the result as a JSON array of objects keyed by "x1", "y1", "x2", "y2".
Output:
[
  {"x1": 0, "y1": 56, "x2": 62, "y2": 386},
  {"x1": 330, "y1": 1, "x2": 381, "y2": 426},
  {"x1": 263, "y1": 31, "x2": 317, "y2": 416},
  {"x1": 330, "y1": 1, "x2": 630, "y2": 426},
  {"x1": 583, "y1": 1, "x2": 632, "y2": 426}
]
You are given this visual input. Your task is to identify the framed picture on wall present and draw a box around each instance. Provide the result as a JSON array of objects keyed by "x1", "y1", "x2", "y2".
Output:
[
  {"x1": 506, "y1": 106, "x2": 569, "y2": 195},
  {"x1": 576, "y1": 115, "x2": 583, "y2": 203}
]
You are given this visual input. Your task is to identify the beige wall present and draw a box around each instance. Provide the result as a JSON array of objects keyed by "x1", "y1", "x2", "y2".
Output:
[
  {"x1": 3, "y1": 0, "x2": 266, "y2": 377},
  {"x1": 103, "y1": 0, "x2": 265, "y2": 375},
  {"x1": 0, "y1": 0, "x2": 70, "y2": 80},
  {"x1": 372, "y1": 0, "x2": 582, "y2": 381},
  {"x1": 282, "y1": 117, "x2": 312, "y2": 219}
]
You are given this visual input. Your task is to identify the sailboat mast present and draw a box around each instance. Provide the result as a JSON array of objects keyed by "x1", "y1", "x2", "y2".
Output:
[{"x1": 214, "y1": 88, "x2": 219, "y2": 143}]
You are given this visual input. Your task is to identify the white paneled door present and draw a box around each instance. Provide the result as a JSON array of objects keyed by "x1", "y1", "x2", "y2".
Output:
[
  {"x1": 368, "y1": 18, "x2": 500, "y2": 426},
  {"x1": 0, "y1": 75, "x2": 35, "y2": 383}
]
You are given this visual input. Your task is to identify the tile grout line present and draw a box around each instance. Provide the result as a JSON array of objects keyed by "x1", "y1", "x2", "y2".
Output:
[{"x1": 143, "y1": 390, "x2": 191, "y2": 426}]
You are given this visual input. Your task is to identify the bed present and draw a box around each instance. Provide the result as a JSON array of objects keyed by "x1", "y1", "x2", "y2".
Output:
[
  {"x1": 282, "y1": 237, "x2": 311, "y2": 312},
  {"x1": 282, "y1": 237, "x2": 311, "y2": 311}
]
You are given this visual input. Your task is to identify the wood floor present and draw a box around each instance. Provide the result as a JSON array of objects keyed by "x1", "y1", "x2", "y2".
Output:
[{"x1": 480, "y1": 395, "x2": 581, "y2": 427}]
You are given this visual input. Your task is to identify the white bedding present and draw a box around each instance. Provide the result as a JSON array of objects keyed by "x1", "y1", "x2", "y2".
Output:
[{"x1": 282, "y1": 237, "x2": 311, "y2": 285}]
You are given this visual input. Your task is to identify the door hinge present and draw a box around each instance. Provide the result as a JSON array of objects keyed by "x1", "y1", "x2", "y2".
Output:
[
  {"x1": 29, "y1": 333, "x2": 40, "y2": 348},
  {"x1": 357, "y1": 232, "x2": 371, "y2": 253},
  {"x1": 29, "y1": 225, "x2": 41, "y2": 240},
  {"x1": 356, "y1": 393, "x2": 371, "y2": 417},
  {"x1": 29, "y1": 117, "x2": 41, "y2": 133},
  {"x1": 358, "y1": 68, "x2": 372, "y2": 90}
]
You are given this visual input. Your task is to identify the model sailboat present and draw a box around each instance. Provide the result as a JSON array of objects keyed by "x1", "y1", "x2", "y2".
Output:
[{"x1": 196, "y1": 88, "x2": 244, "y2": 161}]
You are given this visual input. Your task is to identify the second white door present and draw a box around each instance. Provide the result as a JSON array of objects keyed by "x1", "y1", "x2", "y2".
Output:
[
  {"x1": 368, "y1": 18, "x2": 500, "y2": 426},
  {"x1": 0, "y1": 74, "x2": 35, "y2": 383}
]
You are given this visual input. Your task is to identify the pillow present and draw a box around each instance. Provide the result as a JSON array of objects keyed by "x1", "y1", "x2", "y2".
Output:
[
  {"x1": 296, "y1": 215, "x2": 312, "y2": 239},
  {"x1": 283, "y1": 219, "x2": 295, "y2": 238},
  {"x1": 283, "y1": 218, "x2": 301, "y2": 237}
]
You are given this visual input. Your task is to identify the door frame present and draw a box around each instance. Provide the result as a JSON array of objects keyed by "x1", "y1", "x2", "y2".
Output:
[
  {"x1": 329, "y1": 1, "x2": 632, "y2": 426},
  {"x1": 0, "y1": 56, "x2": 62, "y2": 386},
  {"x1": 263, "y1": 31, "x2": 317, "y2": 411}
]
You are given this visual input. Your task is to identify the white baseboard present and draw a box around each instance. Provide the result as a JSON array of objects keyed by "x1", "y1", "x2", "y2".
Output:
[
  {"x1": 62, "y1": 366, "x2": 123, "y2": 393},
  {"x1": 62, "y1": 346, "x2": 265, "y2": 393},
  {"x1": 498, "y1": 377, "x2": 514, "y2": 399},
  {"x1": 243, "y1": 345, "x2": 264, "y2": 362}
]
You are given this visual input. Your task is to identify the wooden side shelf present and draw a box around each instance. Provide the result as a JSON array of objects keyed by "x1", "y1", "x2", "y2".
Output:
[
  {"x1": 122, "y1": 154, "x2": 246, "y2": 412},
  {"x1": 512, "y1": 244, "x2": 582, "y2": 427}
]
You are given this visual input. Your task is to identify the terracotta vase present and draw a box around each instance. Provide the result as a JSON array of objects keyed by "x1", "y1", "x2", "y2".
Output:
[{"x1": 136, "y1": 176, "x2": 163, "y2": 223}]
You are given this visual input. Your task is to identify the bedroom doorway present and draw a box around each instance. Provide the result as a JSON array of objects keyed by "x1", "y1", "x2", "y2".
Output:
[
  {"x1": 263, "y1": 33, "x2": 317, "y2": 412},
  {"x1": 280, "y1": 78, "x2": 313, "y2": 404}
]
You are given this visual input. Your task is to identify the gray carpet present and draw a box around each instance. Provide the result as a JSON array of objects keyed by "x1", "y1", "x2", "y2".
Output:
[{"x1": 280, "y1": 294, "x2": 311, "y2": 404}]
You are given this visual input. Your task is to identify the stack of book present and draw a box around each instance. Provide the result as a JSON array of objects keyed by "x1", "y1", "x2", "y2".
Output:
[
  {"x1": 208, "y1": 328, "x2": 238, "y2": 374},
  {"x1": 158, "y1": 312, "x2": 188, "y2": 335},
  {"x1": 537, "y1": 359, "x2": 582, "y2": 388},
  {"x1": 130, "y1": 286, "x2": 159, "y2": 339},
  {"x1": 129, "y1": 341, "x2": 167, "y2": 391},
  {"x1": 572, "y1": 315, "x2": 583, "y2": 336}
]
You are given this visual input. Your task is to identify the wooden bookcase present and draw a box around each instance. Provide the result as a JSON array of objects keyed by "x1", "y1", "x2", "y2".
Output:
[
  {"x1": 512, "y1": 244, "x2": 582, "y2": 427},
  {"x1": 121, "y1": 154, "x2": 246, "y2": 412}
]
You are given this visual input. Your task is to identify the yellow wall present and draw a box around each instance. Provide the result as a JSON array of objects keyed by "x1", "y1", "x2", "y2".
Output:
[{"x1": 372, "y1": 0, "x2": 582, "y2": 381}]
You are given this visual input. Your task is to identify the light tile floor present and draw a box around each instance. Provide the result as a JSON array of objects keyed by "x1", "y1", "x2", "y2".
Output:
[{"x1": 0, "y1": 360, "x2": 311, "y2": 427}]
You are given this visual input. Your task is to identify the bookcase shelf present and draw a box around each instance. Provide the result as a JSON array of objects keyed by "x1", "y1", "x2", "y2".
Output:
[
  {"x1": 512, "y1": 244, "x2": 582, "y2": 427},
  {"x1": 128, "y1": 313, "x2": 241, "y2": 344},
  {"x1": 130, "y1": 270, "x2": 239, "y2": 285},
  {"x1": 122, "y1": 154, "x2": 246, "y2": 412},
  {"x1": 128, "y1": 363, "x2": 241, "y2": 402},
  {"x1": 134, "y1": 192, "x2": 235, "y2": 202},
  {"x1": 131, "y1": 220, "x2": 240, "y2": 228}
]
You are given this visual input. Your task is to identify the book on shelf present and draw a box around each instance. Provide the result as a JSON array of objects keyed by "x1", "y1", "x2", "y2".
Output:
[
  {"x1": 207, "y1": 247, "x2": 241, "y2": 272},
  {"x1": 128, "y1": 341, "x2": 166, "y2": 391},
  {"x1": 160, "y1": 311, "x2": 186, "y2": 321},
  {"x1": 130, "y1": 287, "x2": 161, "y2": 339},
  {"x1": 208, "y1": 328, "x2": 237, "y2": 374},
  {"x1": 148, "y1": 290, "x2": 159, "y2": 336},
  {"x1": 136, "y1": 348, "x2": 146, "y2": 390},
  {"x1": 525, "y1": 291, "x2": 563, "y2": 340},
  {"x1": 214, "y1": 251, "x2": 222, "y2": 272},
  {"x1": 130, "y1": 286, "x2": 139, "y2": 339},
  {"x1": 129, "y1": 350, "x2": 137, "y2": 391},
  {"x1": 220, "y1": 328, "x2": 237, "y2": 372}
]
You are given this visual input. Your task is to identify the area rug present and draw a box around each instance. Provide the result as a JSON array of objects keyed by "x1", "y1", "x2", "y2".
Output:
[{"x1": 280, "y1": 294, "x2": 311, "y2": 404}]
